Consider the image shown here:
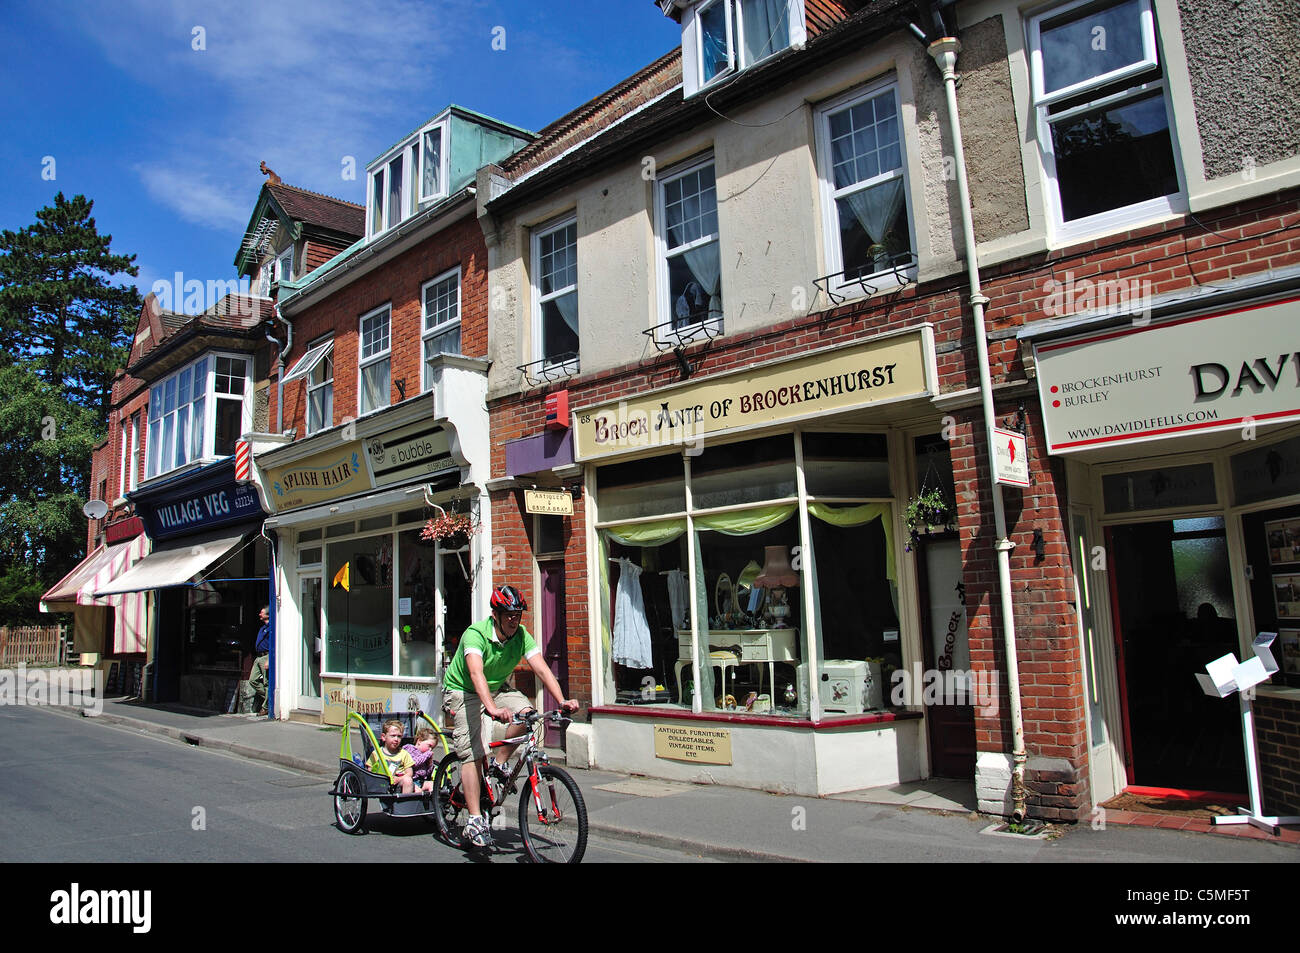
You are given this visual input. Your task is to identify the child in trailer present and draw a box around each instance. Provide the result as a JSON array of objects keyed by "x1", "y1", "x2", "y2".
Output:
[
  {"x1": 403, "y1": 726, "x2": 440, "y2": 795},
  {"x1": 367, "y1": 719, "x2": 416, "y2": 794}
]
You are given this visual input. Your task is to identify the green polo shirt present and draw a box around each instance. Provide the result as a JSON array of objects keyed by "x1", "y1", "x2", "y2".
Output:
[{"x1": 443, "y1": 616, "x2": 539, "y2": 694}]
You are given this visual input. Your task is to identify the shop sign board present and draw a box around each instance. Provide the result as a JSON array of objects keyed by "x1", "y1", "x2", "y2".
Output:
[
  {"x1": 1035, "y1": 296, "x2": 1300, "y2": 454},
  {"x1": 366, "y1": 420, "x2": 456, "y2": 488},
  {"x1": 573, "y1": 329, "x2": 935, "y2": 461},
  {"x1": 143, "y1": 479, "x2": 263, "y2": 541},
  {"x1": 524, "y1": 489, "x2": 574, "y2": 516},
  {"x1": 320, "y1": 677, "x2": 442, "y2": 727},
  {"x1": 264, "y1": 444, "x2": 370, "y2": 512},
  {"x1": 992, "y1": 428, "x2": 1030, "y2": 487},
  {"x1": 653, "y1": 723, "x2": 733, "y2": 764}
]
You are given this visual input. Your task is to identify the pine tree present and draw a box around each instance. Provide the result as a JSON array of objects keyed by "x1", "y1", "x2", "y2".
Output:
[{"x1": 0, "y1": 193, "x2": 141, "y2": 421}]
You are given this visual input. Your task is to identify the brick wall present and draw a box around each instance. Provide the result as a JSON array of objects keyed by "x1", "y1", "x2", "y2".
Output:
[
  {"x1": 485, "y1": 188, "x2": 1300, "y2": 820},
  {"x1": 1257, "y1": 694, "x2": 1300, "y2": 815},
  {"x1": 273, "y1": 215, "x2": 489, "y2": 437}
]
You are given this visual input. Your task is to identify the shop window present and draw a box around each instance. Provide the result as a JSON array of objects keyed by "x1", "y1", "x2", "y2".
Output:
[
  {"x1": 396, "y1": 507, "x2": 426, "y2": 526},
  {"x1": 1231, "y1": 433, "x2": 1300, "y2": 506},
  {"x1": 1027, "y1": 0, "x2": 1182, "y2": 239},
  {"x1": 325, "y1": 521, "x2": 356, "y2": 538},
  {"x1": 325, "y1": 536, "x2": 394, "y2": 677},
  {"x1": 399, "y1": 530, "x2": 441, "y2": 678},
  {"x1": 536, "y1": 514, "x2": 565, "y2": 556},
  {"x1": 597, "y1": 455, "x2": 686, "y2": 522},
  {"x1": 815, "y1": 78, "x2": 916, "y2": 295},
  {"x1": 299, "y1": 547, "x2": 322, "y2": 566},
  {"x1": 690, "y1": 434, "x2": 795, "y2": 510},
  {"x1": 804, "y1": 432, "x2": 891, "y2": 497},
  {"x1": 359, "y1": 514, "x2": 392, "y2": 532},
  {"x1": 1101, "y1": 462, "x2": 1216, "y2": 513},
  {"x1": 1241, "y1": 504, "x2": 1300, "y2": 688},
  {"x1": 299, "y1": 528, "x2": 322, "y2": 543}
]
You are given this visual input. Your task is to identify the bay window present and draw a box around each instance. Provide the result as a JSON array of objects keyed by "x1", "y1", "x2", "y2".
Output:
[
  {"x1": 531, "y1": 215, "x2": 579, "y2": 370},
  {"x1": 422, "y1": 268, "x2": 462, "y2": 389},
  {"x1": 1028, "y1": 0, "x2": 1182, "y2": 238},
  {"x1": 145, "y1": 353, "x2": 250, "y2": 479},
  {"x1": 657, "y1": 157, "x2": 722, "y2": 333},
  {"x1": 816, "y1": 79, "x2": 916, "y2": 294},
  {"x1": 596, "y1": 432, "x2": 898, "y2": 719},
  {"x1": 359, "y1": 305, "x2": 391, "y2": 415}
]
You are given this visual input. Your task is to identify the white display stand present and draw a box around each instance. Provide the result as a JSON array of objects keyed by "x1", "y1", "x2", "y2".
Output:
[{"x1": 1195, "y1": 632, "x2": 1300, "y2": 835}]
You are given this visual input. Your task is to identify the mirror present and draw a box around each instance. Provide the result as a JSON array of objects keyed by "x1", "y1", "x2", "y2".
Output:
[
  {"x1": 736, "y1": 560, "x2": 762, "y2": 617},
  {"x1": 714, "y1": 573, "x2": 734, "y2": 621}
]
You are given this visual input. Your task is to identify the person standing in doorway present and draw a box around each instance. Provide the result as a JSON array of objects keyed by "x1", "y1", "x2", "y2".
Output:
[{"x1": 241, "y1": 606, "x2": 271, "y2": 716}]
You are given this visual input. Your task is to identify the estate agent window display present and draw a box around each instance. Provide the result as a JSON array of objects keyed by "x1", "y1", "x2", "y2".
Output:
[{"x1": 595, "y1": 431, "x2": 900, "y2": 720}]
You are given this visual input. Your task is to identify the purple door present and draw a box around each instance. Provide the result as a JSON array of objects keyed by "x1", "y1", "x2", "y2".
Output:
[{"x1": 539, "y1": 560, "x2": 568, "y2": 747}]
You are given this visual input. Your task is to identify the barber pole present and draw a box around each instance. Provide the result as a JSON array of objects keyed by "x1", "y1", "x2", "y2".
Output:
[{"x1": 235, "y1": 439, "x2": 252, "y2": 483}]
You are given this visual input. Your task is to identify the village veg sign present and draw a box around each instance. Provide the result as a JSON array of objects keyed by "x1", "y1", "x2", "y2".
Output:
[
  {"x1": 1034, "y1": 297, "x2": 1300, "y2": 454},
  {"x1": 145, "y1": 481, "x2": 262, "y2": 541},
  {"x1": 573, "y1": 329, "x2": 934, "y2": 460}
]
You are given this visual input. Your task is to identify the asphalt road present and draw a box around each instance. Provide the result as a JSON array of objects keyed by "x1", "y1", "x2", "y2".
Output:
[{"x1": 0, "y1": 705, "x2": 713, "y2": 864}]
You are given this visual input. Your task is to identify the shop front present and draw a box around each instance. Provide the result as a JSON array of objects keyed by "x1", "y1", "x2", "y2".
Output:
[
  {"x1": 572, "y1": 327, "x2": 969, "y2": 795},
  {"x1": 100, "y1": 460, "x2": 270, "y2": 711},
  {"x1": 1029, "y1": 288, "x2": 1300, "y2": 812},
  {"x1": 259, "y1": 363, "x2": 492, "y2": 725}
]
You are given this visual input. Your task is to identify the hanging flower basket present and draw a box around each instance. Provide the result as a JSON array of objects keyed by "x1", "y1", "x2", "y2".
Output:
[
  {"x1": 420, "y1": 512, "x2": 480, "y2": 546},
  {"x1": 903, "y1": 487, "x2": 954, "y2": 552}
]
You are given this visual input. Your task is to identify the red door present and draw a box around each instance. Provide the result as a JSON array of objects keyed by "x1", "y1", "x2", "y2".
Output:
[{"x1": 539, "y1": 560, "x2": 568, "y2": 748}]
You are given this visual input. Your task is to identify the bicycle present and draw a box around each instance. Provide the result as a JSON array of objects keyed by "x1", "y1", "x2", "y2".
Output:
[{"x1": 431, "y1": 709, "x2": 588, "y2": 863}]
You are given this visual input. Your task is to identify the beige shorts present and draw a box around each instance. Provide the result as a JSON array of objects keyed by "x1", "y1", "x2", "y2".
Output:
[{"x1": 443, "y1": 688, "x2": 532, "y2": 761}]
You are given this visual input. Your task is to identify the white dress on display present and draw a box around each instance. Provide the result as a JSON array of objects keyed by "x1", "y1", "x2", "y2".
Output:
[{"x1": 612, "y1": 557, "x2": 654, "y2": 670}]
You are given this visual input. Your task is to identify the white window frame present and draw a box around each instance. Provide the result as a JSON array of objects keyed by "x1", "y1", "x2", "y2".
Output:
[
  {"x1": 654, "y1": 154, "x2": 724, "y2": 338},
  {"x1": 814, "y1": 77, "x2": 918, "y2": 299},
  {"x1": 144, "y1": 352, "x2": 252, "y2": 480},
  {"x1": 686, "y1": 0, "x2": 802, "y2": 94},
  {"x1": 118, "y1": 418, "x2": 129, "y2": 498},
  {"x1": 358, "y1": 304, "x2": 392, "y2": 416},
  {"x1": 1027, "y1": 0, "x2": 1185, "y2": 243},
  {"x1": 127, "y1": 412, "x2": 140, "y2": 493},
  {"x1": 276, "y1": 246, "x2": 294, "y2": 284},
  {"x1": 366, "y1": 138, "x2": 423, "y2": 240},
  {"x1": 417, "y1": 120, "x2": 450, "y2": 205},
  {"x1": 421, "y1": 267, "x2": 462, "y2": 390},
  {"x1": 283, "y1": 336, "x2": 335, "y2": 435},
  {"x1": 530, "y1": 214, "x2": 580, "y2": 373}
]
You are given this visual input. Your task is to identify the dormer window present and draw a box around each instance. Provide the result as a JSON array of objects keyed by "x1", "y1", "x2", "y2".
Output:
[
  {"x1": 367, "y1": 119, "x2": 450, "y2": 239},
  {"x1": 276, "y1": 246, "x2": 294, "y2": 284},
  {"x1": 682, "y1": 0, "x2": 804, "y2": 95}
]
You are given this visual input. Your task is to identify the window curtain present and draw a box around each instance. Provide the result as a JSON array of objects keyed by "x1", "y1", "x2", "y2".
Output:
[
  {"x1": 553, "y1": 290, "x2": 579, "y2": 338},
  {"x1": 681, "y1": 244, "x2": 722, "y2": 322},
  {"x1": 843, "y1": 179, "x2": 905, "y2": 262},
  {"x1": 741, "y1": 0, "x2": 788, "y2": 64},
  {"x1": 598, "y1": 519, "x2": 687, "y2": 705},
  {"x1": 423, "y1": 128, "x2": 441, "y2": 196}
]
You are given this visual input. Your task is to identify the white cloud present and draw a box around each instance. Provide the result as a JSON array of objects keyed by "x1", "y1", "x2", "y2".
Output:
[{"x1": 62, "y1": 0, "x2": 480, "y2": 230}]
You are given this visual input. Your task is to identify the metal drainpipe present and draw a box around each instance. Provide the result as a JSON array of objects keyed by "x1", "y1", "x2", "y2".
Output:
[{"x1": 927, "y1": 36, "x2": 1028, "y2": 822}]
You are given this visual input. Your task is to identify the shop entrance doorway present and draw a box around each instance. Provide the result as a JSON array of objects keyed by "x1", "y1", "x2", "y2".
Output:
[
  {"x1": 538, "y1": 560, "x2": 568, "y2": 748},
  {"x1": 297, "y1": 575, "x2": 322, "y2": 711},
  {"x1": 917, "y1": 537, "x2": 975, "y2": 779},
  {"x1": 1106, "y1": 517, "x2": 1245, "y2": 794}
]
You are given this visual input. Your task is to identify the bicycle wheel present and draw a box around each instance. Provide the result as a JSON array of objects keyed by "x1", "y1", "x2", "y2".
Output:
[
  {"x1": 518, "y1": 764, "x2": 588, "y2": 863},
  {"x1": 430, "y1": 752, "x2": 465, "y2": 845},
  {"x1": 333, "y1": 768, "x2": 367, "y2": 834}
]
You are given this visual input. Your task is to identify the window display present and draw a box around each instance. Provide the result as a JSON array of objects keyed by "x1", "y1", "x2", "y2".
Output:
[{"x1": 596, "y1": 431, "x2": 897, "y2": 719}]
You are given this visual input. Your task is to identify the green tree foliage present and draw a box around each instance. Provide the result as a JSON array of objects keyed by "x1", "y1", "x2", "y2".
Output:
[
  {"x1": 0, "y1": 193, "x2": 141, "y2": 421},
  {"x1": 0, "y1": 194, "x2": 141, "y2": 621}
]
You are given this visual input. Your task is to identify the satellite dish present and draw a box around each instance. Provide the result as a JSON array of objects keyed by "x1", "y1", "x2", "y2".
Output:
[{"x1": 83, "y1": 499, "x2": 110, "y2": 520}]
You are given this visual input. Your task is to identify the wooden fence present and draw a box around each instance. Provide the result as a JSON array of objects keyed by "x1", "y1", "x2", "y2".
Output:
[{"x1": 0, "y1": 625, "x2": 67, "y2": 667}]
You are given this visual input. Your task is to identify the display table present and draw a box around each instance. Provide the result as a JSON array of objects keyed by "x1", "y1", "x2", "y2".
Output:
[{"x1": 674, "y1": 629, "x2": 798, "y2": 702}]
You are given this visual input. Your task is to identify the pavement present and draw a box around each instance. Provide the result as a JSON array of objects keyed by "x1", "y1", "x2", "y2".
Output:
[{"x1": 48, "y1": 696, "x2": 1300, "y2": 863}]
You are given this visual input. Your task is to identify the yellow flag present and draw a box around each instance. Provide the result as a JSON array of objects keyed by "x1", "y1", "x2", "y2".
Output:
[{"x1": 332, "y1": 562, "x2": 350, "y2": 591}]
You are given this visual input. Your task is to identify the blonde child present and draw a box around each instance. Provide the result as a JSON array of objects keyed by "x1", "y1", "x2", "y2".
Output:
[
  {"x1": 367, "y1": 719, "x2": 415, "y2": 794},
  {"x1": 403, "y1": 726, "x2": 440, "y2": 795}
]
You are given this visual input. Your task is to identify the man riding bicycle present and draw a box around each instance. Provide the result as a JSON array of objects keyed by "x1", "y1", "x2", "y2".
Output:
[{"x1": 441, "y1": 584, "x2": 578, "y2": 847}]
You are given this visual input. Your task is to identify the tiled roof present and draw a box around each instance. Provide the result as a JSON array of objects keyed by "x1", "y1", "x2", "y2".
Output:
[
  {"x1": 499, "y1": 49, "x2": 683, "y2": 179},
  {"x1": 266, "y1": 183, "x2": 364, "y2": 237}
]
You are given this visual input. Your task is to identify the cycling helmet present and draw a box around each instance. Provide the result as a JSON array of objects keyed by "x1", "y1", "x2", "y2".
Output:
[{"x1": 490, "y1": 585, "x2": 528, "y2": 613}]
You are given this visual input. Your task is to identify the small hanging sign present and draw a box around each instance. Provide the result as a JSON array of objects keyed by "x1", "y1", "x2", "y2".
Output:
[
  {"x1": 524, "y1": 489, "x2": 574, "y2": 516},
  {"x1": 993, "y1": 428, "x2": 1030, "y2": 487}
]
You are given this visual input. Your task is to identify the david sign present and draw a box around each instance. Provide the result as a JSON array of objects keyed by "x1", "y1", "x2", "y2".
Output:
[{"x1": 1034, "y1": 296, "x2": 1300, "y2": 454}]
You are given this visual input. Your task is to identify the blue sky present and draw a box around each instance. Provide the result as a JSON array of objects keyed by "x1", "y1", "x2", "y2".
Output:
[{"x1": 0, "y1": 0, "x2": 679, "y2": 308}]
